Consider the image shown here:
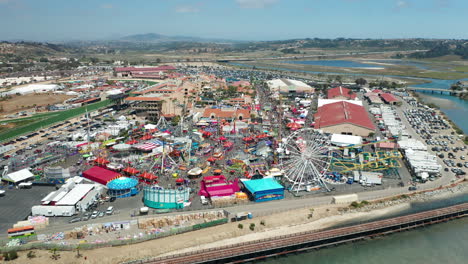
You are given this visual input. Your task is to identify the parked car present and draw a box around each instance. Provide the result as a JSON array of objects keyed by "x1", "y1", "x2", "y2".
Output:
[
  {"x1": 91, "y1": 211, "x2": 99, "y2": 219},
  {"x1": 408, "y1": 186, "x2": 417, "y2": 191},
  {"x1": 200, "y1": 196, "x2": 208, "y2": 205},
  {"x1": 69, "y1": 217, "x2": 81, "y2": 224},
  {"x1": 98, "y1": 211, "x2": 105, "y2": 218},
  {"x1": 106, "y1": 206, "x2": 114, "y2": 215}
]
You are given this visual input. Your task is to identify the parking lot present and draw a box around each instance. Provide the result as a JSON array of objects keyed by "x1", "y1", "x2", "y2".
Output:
[{"x1": 0, "y1": 186, "x2": 56, "y2": 235}]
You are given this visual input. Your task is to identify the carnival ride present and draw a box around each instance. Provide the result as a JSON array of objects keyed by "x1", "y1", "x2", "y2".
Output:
[
  {"x1": 329, "y1": 140, "x2": 402, "y2": 173},
  {"x1": 278, "y1": 128, "x2": 332, "y2": 193}
]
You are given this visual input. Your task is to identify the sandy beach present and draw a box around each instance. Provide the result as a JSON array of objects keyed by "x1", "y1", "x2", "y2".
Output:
[{"x1": 7, "y1": 181, "x2": 467, "y2": 264}]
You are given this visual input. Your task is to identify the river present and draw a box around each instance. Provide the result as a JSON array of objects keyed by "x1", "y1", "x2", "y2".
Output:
[
  {"x1": 263, "y1": 218, "x2": 468, "y2": 264},
  {"x1": 262, "y1": 194, "x2": 468, "y2": 264},
  {"x1": 228, "y1": 61, "x2": 468, "y2": 133}
]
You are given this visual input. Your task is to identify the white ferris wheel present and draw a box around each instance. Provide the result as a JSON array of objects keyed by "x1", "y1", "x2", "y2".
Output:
[{"x1": 279, "y1": 128, "x2": 331, "y2": 193}]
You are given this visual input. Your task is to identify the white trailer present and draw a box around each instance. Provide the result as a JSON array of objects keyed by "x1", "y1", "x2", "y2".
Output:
[
  {"x1": 31, "y1": 205, "x2": 76, "y2": 217},
  {"x1": 360, "y1": 172, "x2": 383, "y2": 185},
  {"x1": 332, "y1": 194, "x2": 358, "y2": 204}
]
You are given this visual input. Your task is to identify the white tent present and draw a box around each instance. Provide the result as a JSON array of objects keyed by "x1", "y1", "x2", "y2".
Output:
[
  {"x1": 3, "y1": 168, "x2": 34, "y2": 183},
  {"x1": 113, "y1": 143, "x2": 131, "y2": 151},
  {"x1": 144, "y1": 124, "x2": 157, "y2": 130},
  {"x1": 330, "y1": 134, "x2": 363, "y2": 147}
]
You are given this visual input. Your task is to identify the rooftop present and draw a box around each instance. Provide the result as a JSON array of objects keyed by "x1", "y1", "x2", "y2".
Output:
[{"x1": 314, "y1": 101, "x2": 375, "y2": 130}]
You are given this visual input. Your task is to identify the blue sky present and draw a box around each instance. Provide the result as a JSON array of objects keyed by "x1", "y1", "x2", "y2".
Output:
[{"x1": 0, "y1": 0, "x2": 467, "y2": 41}]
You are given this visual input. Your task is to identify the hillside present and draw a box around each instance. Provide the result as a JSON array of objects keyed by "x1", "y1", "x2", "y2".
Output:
[{"x1": 408, "y1": 41, "x2": 468, "y2": 59}]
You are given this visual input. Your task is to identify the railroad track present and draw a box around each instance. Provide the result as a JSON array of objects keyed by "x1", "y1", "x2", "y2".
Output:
[{"x1": 128, "y1": 202, "x2": 468, "y2": 264}]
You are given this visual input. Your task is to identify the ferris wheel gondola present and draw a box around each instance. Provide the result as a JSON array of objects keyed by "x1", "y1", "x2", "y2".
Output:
[{"x1": 279, "y1": 128, "x2": 331, "y2": 193}]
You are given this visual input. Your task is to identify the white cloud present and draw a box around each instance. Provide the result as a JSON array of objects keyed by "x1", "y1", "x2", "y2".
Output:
[
  {"x1": 175, "y1": 5, "x2": 200, "y2": 13},
  {"x1": 101, "y1": 4, "x2": 113, "y2": 9},
  {"x1": 235, "y1": 0, "x2": 278, "y2": 9},
  {"x1": 396, "y1": 0, "x2": 409, "y2": 9}
]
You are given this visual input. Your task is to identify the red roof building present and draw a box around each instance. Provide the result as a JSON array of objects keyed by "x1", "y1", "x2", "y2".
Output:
[
  {"x1": 83, "y1": 166, "x2": 121, "y2": 185},
  {"x1": 380, "y1": 93, "x2": 400, "y2": 105},
  {"x1": 202, "y1": 108, "x2": 251, "y2": 121},
  {"x1": 327, "y1": 86, "x2": 357, "y2": 100},
  {"x1": 314, "y1": 101, "x2": 375, "y2": 137}
]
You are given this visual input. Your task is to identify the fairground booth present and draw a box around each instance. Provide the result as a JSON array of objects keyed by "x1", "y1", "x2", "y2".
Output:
[
  {"x1": 199, "y1": 175, "x2": 240, "y2": 199},
  {"x1": 106, "y1": 177, "x2": 139, "y2": 198},
  {"x1": 242, "y1": 178, "x2": 284, "y2": 202},
  {"x1": 143, "y1": 187, "x2": 190, "y2": 209}
]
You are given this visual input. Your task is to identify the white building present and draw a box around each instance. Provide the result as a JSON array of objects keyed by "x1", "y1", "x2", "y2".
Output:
[
  {"x1": 1, "y1": 84, "x2": 61, "y2": 96},
  {"x1": 32, "y1": 176, "x2": 105, "y2": 216},
  {"x1": 267, "y1": 79, "x2": 314, "y2": 94}
]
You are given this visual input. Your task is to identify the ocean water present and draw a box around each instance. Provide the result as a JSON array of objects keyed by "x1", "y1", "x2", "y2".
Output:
[
  {"x1": 262, "y1": 194, "x2": 468, "y2": 264},
  {"x1": 263, "y1": 217, "x2": 468, "y2": 264}
]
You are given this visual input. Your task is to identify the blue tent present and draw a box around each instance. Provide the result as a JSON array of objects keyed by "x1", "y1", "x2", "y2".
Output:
[
  {"x1": 107, "y1": 177, "x2": 139, "y2": 198},
  {"x1": 243, "y1": 178, "x2": 284, "y2": 202}
]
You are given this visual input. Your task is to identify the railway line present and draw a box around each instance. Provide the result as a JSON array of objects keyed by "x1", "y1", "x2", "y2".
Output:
[{"x1": 126, "y1": 202, "x2": 468, "y2": 264}]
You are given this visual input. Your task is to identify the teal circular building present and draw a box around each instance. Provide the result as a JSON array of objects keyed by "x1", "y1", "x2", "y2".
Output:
[{"x1": 107, "y1": 177, "x2": 139, "y2": 198}]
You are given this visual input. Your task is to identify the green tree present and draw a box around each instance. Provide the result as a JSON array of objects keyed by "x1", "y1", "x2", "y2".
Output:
[{"x1": 355, "y1": 78, "x2": 367, "y2": 86}]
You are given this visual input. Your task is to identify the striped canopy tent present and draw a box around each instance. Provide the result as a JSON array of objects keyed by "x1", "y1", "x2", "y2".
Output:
[
  {"x1": 123, "y1": 167, "x2": 140, "y2": 175},
  {"x1": 286, "y1": 122, "x2": 302, "y2": 130},
  {"x1": 139, "y1": 171, "x2": 158, "y2": 184},
  {"x1": 136, "y1": 142, "x2": 159, "y2": 151},
  {"x1": 94, "y1": 157, "x2": 110, "y2": 164},
  {"x1": 126, "y1": 139, "x2": 139, "y2": 145}
]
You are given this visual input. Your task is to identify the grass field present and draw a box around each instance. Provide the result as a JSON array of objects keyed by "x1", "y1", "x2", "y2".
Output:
[{"x1": 0, "y1": 99, "x2": 113, "y2": 142}]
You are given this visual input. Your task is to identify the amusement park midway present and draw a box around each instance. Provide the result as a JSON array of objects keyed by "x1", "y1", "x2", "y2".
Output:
[{"x1": 0, "y1": 64, "x2": 467, "y2": 263}]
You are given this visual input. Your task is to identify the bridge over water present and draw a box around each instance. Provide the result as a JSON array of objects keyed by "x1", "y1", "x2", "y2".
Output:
[{"x1": 407, "y1": 87, "x2": 464, "y2": 95}]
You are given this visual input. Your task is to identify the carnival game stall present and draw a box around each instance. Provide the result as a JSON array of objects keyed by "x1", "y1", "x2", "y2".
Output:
[{"x1": 198, "y1": 175, "x2": 240, "y2": 199}]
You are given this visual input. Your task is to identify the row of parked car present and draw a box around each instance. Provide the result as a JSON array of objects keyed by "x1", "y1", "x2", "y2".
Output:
[{"x1": 68, "y1": 206, "x2": 114, "y2": 223}]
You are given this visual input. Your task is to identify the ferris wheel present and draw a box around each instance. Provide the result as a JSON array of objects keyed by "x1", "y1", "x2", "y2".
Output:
[{"x1": 279, "y1": 128, "x2": 331, "y2": 193}]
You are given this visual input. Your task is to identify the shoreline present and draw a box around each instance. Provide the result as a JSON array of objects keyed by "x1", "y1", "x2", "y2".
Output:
[{"x1": 8, "y1": 180, "x2": 467, "y2": 264}]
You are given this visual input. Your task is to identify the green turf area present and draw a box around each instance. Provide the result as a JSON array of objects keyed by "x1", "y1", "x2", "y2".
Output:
[{"x1": 0, "y1": 100, "x2": 113, "y2": 142}]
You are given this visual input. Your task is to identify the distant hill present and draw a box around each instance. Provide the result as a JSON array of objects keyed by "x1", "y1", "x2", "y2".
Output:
[
  {"x1": 0, "y1": 41, "x2": 72, "y2": 58},
  {"x1": 408, "y1": 41, "x2": 468, "y2": 59}
]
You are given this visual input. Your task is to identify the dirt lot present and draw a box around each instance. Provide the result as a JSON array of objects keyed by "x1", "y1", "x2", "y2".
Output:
[{"x1": 0, "y1": 93, "x2": 73, "y2": 114}]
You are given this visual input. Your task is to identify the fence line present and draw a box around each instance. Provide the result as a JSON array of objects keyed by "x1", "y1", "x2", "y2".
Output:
[{"x1": 0, "y1": 218, "x2": 228, "y2": 253}]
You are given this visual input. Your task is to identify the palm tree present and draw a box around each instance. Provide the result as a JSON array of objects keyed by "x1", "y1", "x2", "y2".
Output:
[{"x1": 50, "y1": 247, "x2": 60, "y2": 260}]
